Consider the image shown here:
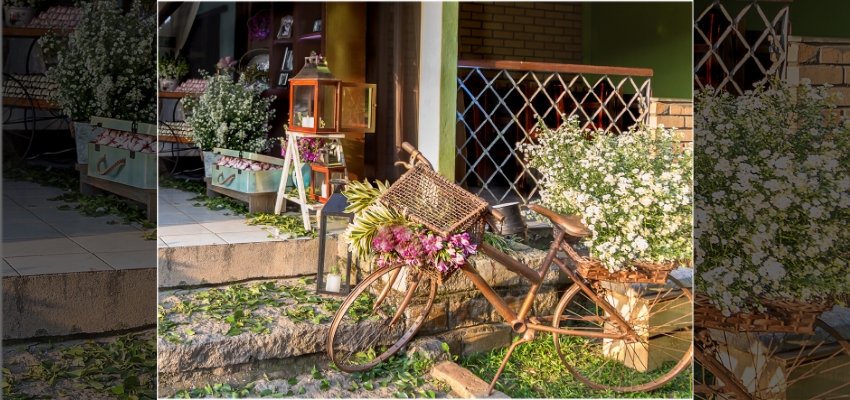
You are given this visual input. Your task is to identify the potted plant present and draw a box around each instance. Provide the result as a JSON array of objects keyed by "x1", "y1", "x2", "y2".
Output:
[
  {"x1": 694, "y1": 79, "x2": 850, "y2": 318},
  {"x1": 158, "y1": 52, "x2": 188, "y2": 92},
  {"x1": 38, "y1": 0, "x2": 156, "y2": 164},
  {"x1": 520, "y1": 116, "x2": 693, "y2": 273},
  {"x1": 183, "y1": 71, "x2": 276, "y2": 178},
  {"x1": 4, "y1": 0, "x2": 42, "y2": 27}
]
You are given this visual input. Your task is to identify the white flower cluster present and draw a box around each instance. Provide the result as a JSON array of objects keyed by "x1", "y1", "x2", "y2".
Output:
[
  {"x1": 520, "y1": 116, "x2": 693, "y2": 272},
  {"x1": 39, "y1": 0, "x2": 156, "y2": 123},
  {"x1": 695, "y1": 80, "x2": 850, "y2": 316},
  {"x1": 184, "y1": 72, "x2": 276, "y2": 153}
]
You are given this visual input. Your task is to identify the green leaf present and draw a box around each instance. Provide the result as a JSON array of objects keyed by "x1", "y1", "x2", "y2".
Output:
[
  {"x1": 185, "y1": 329, "x2": 196, "y2": 336},
  {"x1": 311, "y1": 365, "x2": 323, "y2": 379},
  {"x1": 297, "y1": 387, "x2": 306, "y2": 395},
  {"x1": 320, "y1": 379, "x2": 330, "y2": 391},
  {"x1": 58, "y1": 205, "x2": 71, "y2": 211},
  {"x1": 363, "y1": 381, "x2": 374, "y2": 391},
  {"x1": 287, "y1": 377, "x2": 298, "y2": 385},
  {"x1": 110, "y1": 384, "x2": 125, "y2": 395}
]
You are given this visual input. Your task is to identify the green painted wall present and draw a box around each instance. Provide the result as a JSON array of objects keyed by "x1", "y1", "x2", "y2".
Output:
[
  {"x1": 694, "y1": 0, "x2": 850, "y2": 40},
  {"x1": 583, "y1": 2, "x2": 692, "y2": 100}
]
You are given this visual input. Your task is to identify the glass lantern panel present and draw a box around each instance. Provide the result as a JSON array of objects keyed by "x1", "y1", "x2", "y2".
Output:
[
  {"x1": 330, "y1": 170, "x2": 345, "y2": 181},
  {"x1": 318, "y1": 83, "x2": 337, "y2": 130},
  {"x1": 312, "y1": 170, "x2": 327, "y2": 198},
  {"x1": 340, "y1": 84, "x2": 375, "y2": 132},
  {"x1": 293, "y1": 85, "x2": 315, "y2": 129}
]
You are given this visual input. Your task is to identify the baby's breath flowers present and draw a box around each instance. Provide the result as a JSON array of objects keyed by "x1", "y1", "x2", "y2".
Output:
[
  {"x1": 39, "y1": 0, "x2": 156, "y2": 123},
  {"x1": 695, "y1": 79, "x2": 850, "y2": 316},
  {"x1": 520, "y1": 116, "x2": 693, "y2": 272},
  {"x1": 183, "y1": 72, "x2": 276, "y2": 153}
]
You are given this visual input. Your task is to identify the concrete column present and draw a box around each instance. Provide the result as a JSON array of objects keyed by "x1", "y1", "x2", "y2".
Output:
[{"x1": 418, "y1": 2, "x2": 458, "y2": 178}]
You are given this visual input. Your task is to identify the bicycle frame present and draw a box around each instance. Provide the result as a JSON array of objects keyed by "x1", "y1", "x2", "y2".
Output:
[{"x1": 462, "y1": 228, "x2": 638, "y2": 341}]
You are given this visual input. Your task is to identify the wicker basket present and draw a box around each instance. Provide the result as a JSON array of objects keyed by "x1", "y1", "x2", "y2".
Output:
[
  {"x1": 560, "y1": 241, "x2": 677, "y2": 284},
  {"x1": 378, "y1": 164, "x2": 489, "y2": 245},
  {"x1": 694, "y1": 292, "x2": 834, "y2": 334},
  {"x1": 377, "y1": 163, "x2": 489, "y2": 285}
]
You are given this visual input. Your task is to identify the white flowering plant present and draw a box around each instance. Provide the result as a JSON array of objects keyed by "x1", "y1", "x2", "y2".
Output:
[
  {"x1": 519, "y1": 116, "x2": 693, "y2": 272},
  {"x1": 184, "y1": 72, "x2": 276, "y2": 153},
  {"x1": 6, "y1": 0, "x2": 43, "y2": 8},
  {"x1": 158, "y1": 53, "x2": 189, "y2": 80},
  {"x1": 38, "y1": 0, "x2": 156, "y2": 123},
  {"x1": 695, "y1": 79, "x2": 850, "y2": 316}
]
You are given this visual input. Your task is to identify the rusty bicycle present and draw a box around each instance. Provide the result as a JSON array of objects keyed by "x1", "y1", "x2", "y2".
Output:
[{"x1": 327, "y1": 143, "x2": 693, "y2": 394}]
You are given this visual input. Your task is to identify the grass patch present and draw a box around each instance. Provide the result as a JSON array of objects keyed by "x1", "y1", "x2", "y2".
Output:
[{"x1": 459, "y1": 333, "x2": 691, "y2": 398}]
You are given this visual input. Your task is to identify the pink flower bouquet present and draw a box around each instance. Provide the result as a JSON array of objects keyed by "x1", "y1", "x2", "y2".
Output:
[{"x1": 372, "y1": 225, "x2": 477, "y2": 273}]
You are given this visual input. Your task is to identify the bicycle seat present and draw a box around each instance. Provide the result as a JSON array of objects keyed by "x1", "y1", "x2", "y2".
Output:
[{"x1": 527, "y1": 204, "x2": 591, "y2": 238}]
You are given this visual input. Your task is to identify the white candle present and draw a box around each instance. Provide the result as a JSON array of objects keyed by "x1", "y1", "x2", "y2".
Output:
[
  {"x1": 326, "y1": 274, "x2": 341, "y2": 292},
  {"x1": 303, "y1": 117, "x2": 314, "y2": 128},
  {"x1": 321, "y1": 183, "x2": 327, "y2": 199}
]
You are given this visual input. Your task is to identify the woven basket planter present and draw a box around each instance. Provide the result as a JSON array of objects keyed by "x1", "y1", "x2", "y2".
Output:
[
  {"x1": 694, "y1": 292, "x2": 834, "y2": 334},
  {"x1": 560, "y1": 241, "x2": 677, "y2": 284}
]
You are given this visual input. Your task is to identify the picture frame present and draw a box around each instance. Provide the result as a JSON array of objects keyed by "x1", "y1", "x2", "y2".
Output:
[
  {"x1": 278, "y1": 72, "x2": 289, "y2": 87},
  {"x1": 313, "y1": 18, "x2": 322, "y2": 32},
  {"x1": 276, "y1": 15, "x2": 294, "y2": 39}
]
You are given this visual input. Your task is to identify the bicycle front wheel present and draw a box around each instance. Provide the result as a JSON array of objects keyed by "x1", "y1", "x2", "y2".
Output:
[
  {"x1": 552, "y1": 276, "x2": 693, "y2": 392},
  {"x1": 327, "y1": 265, "x2": 437, "y2": 372}
]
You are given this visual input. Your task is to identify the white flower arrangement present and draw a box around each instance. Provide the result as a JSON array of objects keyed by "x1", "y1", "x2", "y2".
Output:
[
  {"x1": 38, "y1": 0, "x2": 156, "y2": 123},
  {"x1": 184, "y1": 72, "x2": 276, "y2": 153},
  {"x1": 519, "y1": 116, "x2": 693, "y2": 272},
  {"x1": 6, "y1": 0, "x2": 43, "y2": 8},
  {"x1": 158, "y1": 53, "x2": 189, "y2": 80},
  {"x1": 694, "y1": 79, "x2": 850, "y2": 316}
]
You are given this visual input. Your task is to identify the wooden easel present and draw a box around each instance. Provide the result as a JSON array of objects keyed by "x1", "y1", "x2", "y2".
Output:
[{"x1": 274, "y1": 130, "x2": 347, "y2": 230}]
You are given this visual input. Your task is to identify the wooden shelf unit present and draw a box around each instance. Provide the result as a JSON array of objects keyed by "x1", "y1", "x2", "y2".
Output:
[
  {"x1": 2, "y1": 96, "x2": 61, "y2": 111},
  {"x1": 235, "y1": 2, "x2": 326, "y2": 142}
]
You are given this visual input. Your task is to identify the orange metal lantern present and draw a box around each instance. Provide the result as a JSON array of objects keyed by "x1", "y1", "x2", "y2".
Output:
[{"x1": 288, "y1": 53, "x2": 376, "y2": 134}]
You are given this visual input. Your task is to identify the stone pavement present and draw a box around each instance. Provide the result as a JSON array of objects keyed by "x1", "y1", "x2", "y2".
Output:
[
  {"x1": 2, "y1": 179, "x2": 156, "y2": 339},
  {"x1": 3, "y1": 180, "x2": 154, "y2": 276}
]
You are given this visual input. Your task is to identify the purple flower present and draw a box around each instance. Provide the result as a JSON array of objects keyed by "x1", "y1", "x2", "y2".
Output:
[{"x1": 436, "y1": 260, "x2": 449, "y2": 273}]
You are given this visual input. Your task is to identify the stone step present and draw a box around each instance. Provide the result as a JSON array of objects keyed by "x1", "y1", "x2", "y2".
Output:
[
  {"x1": 2, "y1": 268, "x2": 156, "y2": 340},
  {"x1": 157, "y1": 236, "x2": 339, "y2": 289}
]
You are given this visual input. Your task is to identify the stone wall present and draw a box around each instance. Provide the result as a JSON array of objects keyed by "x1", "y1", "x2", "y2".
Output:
[
  {"x1": 788, "y1": 36, "x2": 850, "y2": 118},
  {"x1": 458, "y1": 2, "x2": 582, "y2": 64}
]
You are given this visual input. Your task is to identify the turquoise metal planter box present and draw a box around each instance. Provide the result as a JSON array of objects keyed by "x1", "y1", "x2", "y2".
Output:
[
  {"x1": 86, "y1": 117, "x2": 157, "y2": 189},
  {"x1": 210, "y1": 148, "x2": 284, "y2": 193}
]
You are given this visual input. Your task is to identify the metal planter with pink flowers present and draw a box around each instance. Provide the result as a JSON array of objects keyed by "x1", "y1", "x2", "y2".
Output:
[
  {"x1": 210, "y1": 148, "x2": 285, "y2": 193},
  {"x1": 86, "y1": 117, "x2": 157, "y2": 189}
]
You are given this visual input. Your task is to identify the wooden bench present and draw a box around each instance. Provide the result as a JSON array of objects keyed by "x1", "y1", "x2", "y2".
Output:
[
  {"x1": 75, "y1": 163, "x2": 156, "y2": 222},
  {"x1": 204, "y1": 177, "x2": 277, "y2": 214}
]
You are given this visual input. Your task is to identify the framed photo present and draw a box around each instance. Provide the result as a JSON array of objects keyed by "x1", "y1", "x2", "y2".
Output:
[
  {"x1": 278, "y1": 72, "x2": 289, "y2": 87},
  {"x1": 313, "y1": 18, "x2": 322, "y2": 32},
  {"x1": 277, "y1": 15, "x2": 294, "y2": 39}
]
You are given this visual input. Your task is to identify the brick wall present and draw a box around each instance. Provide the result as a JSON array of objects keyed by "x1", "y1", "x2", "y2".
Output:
[
  {"x1": 458, "y1": 2, "x2": 582, "y2": 63},
  {"x1": 788, "y1": 37, "x2": 850, "y2": 118},
  {"x1": 649, "y1": 99, "x2": 693, "y2": 146}
]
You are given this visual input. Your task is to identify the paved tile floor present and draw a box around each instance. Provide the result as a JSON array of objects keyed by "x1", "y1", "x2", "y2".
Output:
[
  {"x1": 2, "y1": 180, "x2": 156, "y2": 277},
  {"x1": 158, "y1": 188, "x2": 347, "y2": 248}
]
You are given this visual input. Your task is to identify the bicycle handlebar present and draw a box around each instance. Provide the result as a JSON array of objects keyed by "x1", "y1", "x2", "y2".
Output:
[{"x1": 397, "y1": 142, "x2": 433, "y2": 170}]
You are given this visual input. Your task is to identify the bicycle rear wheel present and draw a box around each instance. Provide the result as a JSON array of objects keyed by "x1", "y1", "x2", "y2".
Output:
[
  {"x1": 693, "y1": 316, "x2": 850, "y2": 400},
  {"x1": 552, "y1": 276, "x2": 693, "y2": 392},
  {"x1": 327, "y1": 265, "x2": 437, "y2": 372}
]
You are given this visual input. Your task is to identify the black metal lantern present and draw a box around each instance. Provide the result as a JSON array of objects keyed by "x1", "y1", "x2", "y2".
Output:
[
  {"x1": 490, "y1": 202, "x2": 528, "y2": 240},
  {"x1": 316, "y1": 179, "x2": 358, "y2": 295}
]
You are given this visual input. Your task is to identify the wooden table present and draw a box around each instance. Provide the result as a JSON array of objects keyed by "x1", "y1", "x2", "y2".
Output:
[
  {"x1": 75, "y1": 164, "x2": 157, "y2": 222},
  {"x1": 205, "y1": 177, "x2": 277, "y2": 214}
]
